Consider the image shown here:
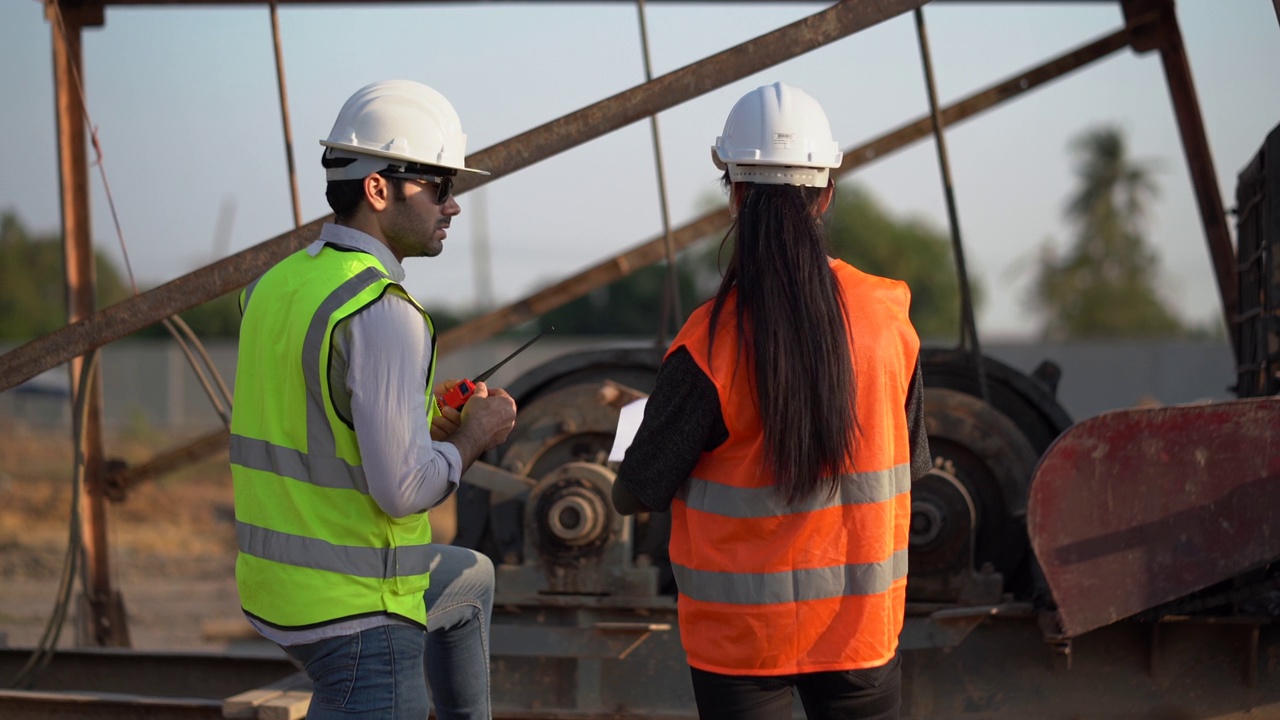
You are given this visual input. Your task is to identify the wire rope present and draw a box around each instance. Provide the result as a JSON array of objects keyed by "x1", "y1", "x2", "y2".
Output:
[{"x1": 636, "y1": 0, "x2": 683, "y2": 345}]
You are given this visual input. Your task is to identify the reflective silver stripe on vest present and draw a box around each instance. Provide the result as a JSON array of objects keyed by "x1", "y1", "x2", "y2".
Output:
[
  {"x1": 678, "y1": 464, "x2": 910, "y2": 519},
  {"x1": 673, "y1": 549, "x2": 908, "y2": 605},
  {"x1": 241, "y1": 275, "x2": 264, "y2": 313},
  {"x1": 302, "y1": 267, "x2": 388, "y2": 459},
  {"x1": 237, "y1": 521, "x2": 432, "y2": 579},
  {"x1": 230, "y1": 434, "x2": 369, "y2": 495}
]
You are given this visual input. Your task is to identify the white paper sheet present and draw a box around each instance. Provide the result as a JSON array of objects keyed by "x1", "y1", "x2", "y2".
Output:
[{"x1": 608, "y1": 397, "x2": 648, "y2": 463}]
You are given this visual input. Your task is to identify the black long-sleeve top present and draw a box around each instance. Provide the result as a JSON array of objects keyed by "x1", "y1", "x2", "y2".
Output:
[{"x1": 612, "y1": 346, "x2": 931, "y2": 514}]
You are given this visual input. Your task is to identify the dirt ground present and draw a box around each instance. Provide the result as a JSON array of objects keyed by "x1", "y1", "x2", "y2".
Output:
[
  {"x1": 0, "y1": 422, "x2": 247, "y2": 650},
  {"x1": 0, "y1": 423, "x2": 458, "y2": 652}
]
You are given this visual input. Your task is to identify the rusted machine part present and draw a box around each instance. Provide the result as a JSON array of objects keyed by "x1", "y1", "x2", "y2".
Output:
[
  {"x1": 908, "y1": 468, "x2": 1004, "y2": 606},
  {"x1": 479, "y1": 383, "x2": 659, "y2": 597},
  {"x1": 922, "y1": 387, "x2": 1043, "y2": 598},
  {"x1": 1233, "y1": 122, "x2": 1280, "y2": 399},
  {"x1": 1122, "y1": 0, "x2": 1239, "y2": 356},
  {"x1": 461, "y1": 344, "x2": 1068, "y2": 604},
  {"x1": 1028, "y1": 396, "x2": 1280, "y2": 638},
  {"x1": 921, "y1": 348, "x2": 1072, "y2": 455}
]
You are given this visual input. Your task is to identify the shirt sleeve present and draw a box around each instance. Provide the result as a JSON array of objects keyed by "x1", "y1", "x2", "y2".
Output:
[
  {"x1": 614, "y1": 346, "x2": 728, "y2": 513},
  {"x1": 907, "y1": 355, "x2": 932, "y2": 481},
  {"x1": 339, "y1": 294, "x2": 462, "y2": 518}
]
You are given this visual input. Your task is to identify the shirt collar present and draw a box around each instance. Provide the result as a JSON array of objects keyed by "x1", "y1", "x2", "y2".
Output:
[{"x1": 309, "y1": 223, "x2": 406, "y2": 282}]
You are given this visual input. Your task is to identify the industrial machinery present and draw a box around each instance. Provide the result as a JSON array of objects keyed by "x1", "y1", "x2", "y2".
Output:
[{"x1": 0, "y1": 0, "x2": 1278, "y2": 718}]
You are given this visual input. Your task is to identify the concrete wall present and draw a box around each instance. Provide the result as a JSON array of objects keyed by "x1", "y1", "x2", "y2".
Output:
[{"x1": 0, "y1": 336, "x2": 1238, "y2": 433}]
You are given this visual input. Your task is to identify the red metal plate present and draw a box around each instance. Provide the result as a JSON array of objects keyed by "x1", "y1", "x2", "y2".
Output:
[{"x1": 1028, "y1": 396, "x2": 1280, "y2": 637}]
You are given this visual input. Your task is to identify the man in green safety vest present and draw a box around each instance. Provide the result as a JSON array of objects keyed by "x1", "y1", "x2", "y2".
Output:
[{"x1": 230, "y1": 80, "x2": 517, "y2": 720}]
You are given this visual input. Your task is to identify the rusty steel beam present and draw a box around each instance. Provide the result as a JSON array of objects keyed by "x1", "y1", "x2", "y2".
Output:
[
  {"x1": 104, "y1": 428, "x2": 230, "y2": 500},
  {"x1": 0, "y1": 0, "x2": 924, "y2": 393},
  {"x1": 48, "y1": 0, "x2": 130, "y2": 649},
  {"x1": 78, "y1": 0, "x2": 1123, "y2": 4},
  {"x1": 1123, "y1": 0, "x2": 1238, "y2": 354},
  {"x1": 452, "y1": 0, "x2": 928, "y2": 196},
  {"x1": 67, "y1": 24, "x2": 1134, "y2": 487},
  {"x1": 440, "y1": 25, "x2": 1132, "y2": 352}
]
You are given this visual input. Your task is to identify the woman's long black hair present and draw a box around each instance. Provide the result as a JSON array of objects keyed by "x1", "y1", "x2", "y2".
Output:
[{"x1": 708, "y1": 176, "x2": 856, "y2": 505}]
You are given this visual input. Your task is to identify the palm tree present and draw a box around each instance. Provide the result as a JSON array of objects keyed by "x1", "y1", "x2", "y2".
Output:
[{"x1": 1032, "y1": 126, "x2": 1183, "y2": 339}]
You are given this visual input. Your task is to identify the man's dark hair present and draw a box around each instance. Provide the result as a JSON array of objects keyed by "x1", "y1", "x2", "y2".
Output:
[
  {"x1": 321, "y1": 151, "x2": 408, "y2": 222},
  {"x1": 708, "y1": 173, "x2": 856, "y2": 506}
]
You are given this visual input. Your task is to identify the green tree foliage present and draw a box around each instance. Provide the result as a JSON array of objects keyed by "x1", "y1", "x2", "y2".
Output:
[
  {"x1": 1031, "y1": 126, "x2": 1185, "y2": 339},
  {"x1": 825, "y1": 185, "x2": 974, "y2": 340},
  {"x1": 0, "y1": 210, "x2": 256, "y2": 341},
  {"x1": 536, "y1": 183, "x2": 974, "y2": 339},
  {"x1": 538, "y1": 260, "x2": 704, "y2": 337},
  {"x1": 0, "y1": 212, "x2": 131, "y2": 340}
]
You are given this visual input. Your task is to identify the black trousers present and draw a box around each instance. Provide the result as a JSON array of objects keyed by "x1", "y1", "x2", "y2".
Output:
[{"x1": 689, "y1": 652, "x2": 901, "y2": 720}]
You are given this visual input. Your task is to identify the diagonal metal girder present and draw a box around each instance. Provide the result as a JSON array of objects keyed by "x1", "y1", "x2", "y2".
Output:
[
  {"x1": 437, "y1": 24, "x2": 1133, "y2": 352},
  {"x1": 63, "y1": 23, "x2": 1135, "y2": 489},
  {"x1": 0, "y1": 0, "x2": 926, "y2": 393}
]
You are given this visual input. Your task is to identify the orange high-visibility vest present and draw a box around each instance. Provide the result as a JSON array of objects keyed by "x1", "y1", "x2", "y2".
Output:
[{"x1": 667, "y1": 259, "x2": 918, "y2": 676}]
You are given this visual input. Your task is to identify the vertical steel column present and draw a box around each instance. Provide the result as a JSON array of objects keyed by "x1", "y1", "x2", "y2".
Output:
[
  {"x1": 269, "y1": 1, "x2": 302, "y2": 228},
  {"x1": 48, "y1": 0, "x2": 129, "y2": 648},
  {"x1": 1123, "y1": 0, "x2": 1238, "y2": 353}
]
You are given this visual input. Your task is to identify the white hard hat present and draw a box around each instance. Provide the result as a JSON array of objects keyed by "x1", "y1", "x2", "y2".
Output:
[
  {"x1": 320, "y1": 80, "x2": 489, "y2": 182},
  {"x1": 712, "y1": 82, "x2": 842, "y2": 187}
]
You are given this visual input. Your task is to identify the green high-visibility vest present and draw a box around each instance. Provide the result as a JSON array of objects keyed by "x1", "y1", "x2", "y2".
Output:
[{"x1": 230, "y1": 244, "x2": 437, "y2": 629}]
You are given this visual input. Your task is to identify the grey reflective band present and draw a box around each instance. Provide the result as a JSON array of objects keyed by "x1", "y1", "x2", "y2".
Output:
[
  {"x1": 241, "y1": 275, "x2": 263, "y2": 313},
  {"x1": 672, "y1": 550, "x2": 908, "y2": 605},
  {"x1": 230, "y1": 434, "x2": 369, "y2": 495},
  {"x1": 678, "y1": 464, "x2": 910, "y2": 519},
  {"x1": 302, "y1": 267, "x2": 388, "y2": 459},
  {"x1": 237, "y1": 521, "x2": 432, "y2": 579}
]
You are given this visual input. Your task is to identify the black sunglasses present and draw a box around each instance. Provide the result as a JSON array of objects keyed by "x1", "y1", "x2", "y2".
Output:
[{"x1": 382, "y1": 172, "x2": 453, "y2": 204}]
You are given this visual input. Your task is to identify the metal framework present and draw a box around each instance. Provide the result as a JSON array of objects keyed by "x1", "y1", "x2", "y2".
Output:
[{"x1": 1, "y1": 0, "x2": 1238, "y2": 649}]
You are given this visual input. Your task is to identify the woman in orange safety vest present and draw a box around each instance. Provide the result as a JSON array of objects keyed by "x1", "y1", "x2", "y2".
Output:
[{"x1": 611, "y1": 82, "x2": 931, "y2": 720}]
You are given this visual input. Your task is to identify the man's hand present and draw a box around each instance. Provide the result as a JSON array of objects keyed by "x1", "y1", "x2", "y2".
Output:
[
  {"x1": 459, "y1": 382, "x2": 517, "y2": 449},
  {"x1": 431, "y1": 379, "x2": 464, "y2": 441}
]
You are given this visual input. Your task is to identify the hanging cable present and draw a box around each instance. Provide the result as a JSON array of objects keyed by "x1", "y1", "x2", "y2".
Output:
[
  {"x1": 8, "y1": 349, "x2": 98, "y2": 689},
  {"x1": 47, "y1": 0, "x2": 234, "y2": 426},
  {"x1": 636, "y1": 0, "x2": 683, "y2": 346},
  {"x1": 914, "y1": 7, "x2": 989, "y2": 401}
]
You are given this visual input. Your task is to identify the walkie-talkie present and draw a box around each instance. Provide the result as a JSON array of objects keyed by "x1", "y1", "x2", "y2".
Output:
[{"x1": 438, "y1": 327, "x2": 555, "y2": 410}]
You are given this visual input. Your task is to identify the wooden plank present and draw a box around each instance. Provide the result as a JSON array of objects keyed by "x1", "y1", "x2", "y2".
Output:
[
  {"x1": 258, "y1": 690, "x2": 312, "y2": 720},
  {"x1": 222, "y1": 672, "x2": 310, "y2": 719}
]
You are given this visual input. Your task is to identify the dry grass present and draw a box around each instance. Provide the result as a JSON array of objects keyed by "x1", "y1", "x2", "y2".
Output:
[{"x1": 0, "y1": 422, "x2": 236, "y2": 580}]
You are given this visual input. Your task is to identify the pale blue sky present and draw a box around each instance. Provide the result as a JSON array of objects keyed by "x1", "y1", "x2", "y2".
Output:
[{"x1": 1, "y1": 1, "x2": 1277, "y2": 339}]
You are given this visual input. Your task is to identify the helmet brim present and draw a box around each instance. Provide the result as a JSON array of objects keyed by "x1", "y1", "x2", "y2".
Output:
[{"x1": 320, "y1": 140, "x2": 490, "y2": 177}]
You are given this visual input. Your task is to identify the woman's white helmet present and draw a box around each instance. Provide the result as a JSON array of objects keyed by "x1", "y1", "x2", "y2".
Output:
[
  {"x1": 712, "y1": 82, "x2": 842, "y2": 187},
  {"x1": 320, "y1": 80, "x2": 489, "y2": 181}
]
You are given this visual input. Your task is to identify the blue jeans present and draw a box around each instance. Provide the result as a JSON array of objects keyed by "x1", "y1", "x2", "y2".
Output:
[{"x1": 284, "y1": 546, "x2": 494, "y2": 719}]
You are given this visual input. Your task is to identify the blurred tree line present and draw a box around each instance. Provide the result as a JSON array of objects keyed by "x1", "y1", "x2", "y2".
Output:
[
  {"x1": 0, "y1": 126, "x2": 1209, "y2": 346},
  {"x1": 540, "y1": 181, "x2": 975, "y2": 342}
]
